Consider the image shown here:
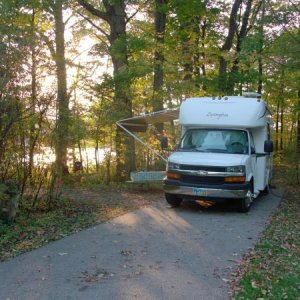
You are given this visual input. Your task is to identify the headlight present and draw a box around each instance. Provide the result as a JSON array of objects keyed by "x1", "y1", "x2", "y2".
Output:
[
  {"x1": 167, "y1": 162, "x2": 181, "y2": 171},
  {"x1": 226, "y1": 165, "x2": 245, "y2": 173}
]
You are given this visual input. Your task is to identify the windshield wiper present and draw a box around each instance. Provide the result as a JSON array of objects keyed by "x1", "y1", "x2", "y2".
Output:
[
  {"x1": 177, "y1": 148, "x2": 208, "y2": 152},
  {"x1": 204, "y1": 148, "x2": 228, "y2": 153}
]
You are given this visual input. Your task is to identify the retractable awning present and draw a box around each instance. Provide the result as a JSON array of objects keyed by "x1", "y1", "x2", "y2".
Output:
[
  {"x1": 116, "y1": 108, "x2": 179, "y2": 162},
  {"x1": 116, "y1": 108, "x2": 179, "y2": 132}
]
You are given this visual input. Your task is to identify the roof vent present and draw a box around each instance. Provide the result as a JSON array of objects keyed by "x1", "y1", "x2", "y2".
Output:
[{"x1": 242, "y1": 92, "x2": 261, "y2": 98}]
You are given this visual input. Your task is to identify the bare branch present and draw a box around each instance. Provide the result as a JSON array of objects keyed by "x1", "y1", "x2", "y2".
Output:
[
  {"x1": 64, "y1": 13, "x2": 73, "y2": 26},
  {"x1": 77, "y1": 11, "x2": 109, "y2": 39},
  {"x1": 126, "y1": 0, "x2": 152, "y2": 24},
  {"x1": 39, "y1": 32, "x2": 56, "y2": 59},
  {"x1": 126, "y1": 7, "x2": 140, "y2": 24},
  {"x1": 221, "y1": 0, "x2": 243, "y2": 51},
  {"x1": 77, "y1": 0, "x2": 110, "y2": 23}
]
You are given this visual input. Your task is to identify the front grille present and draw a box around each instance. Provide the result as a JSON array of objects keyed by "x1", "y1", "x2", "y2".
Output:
[
  {"x1": 180, "y1": 165, "x2": 226, "y2": 172},
  {"x1": 181, "y1": 175, "x2": 224, "y2": 185}
]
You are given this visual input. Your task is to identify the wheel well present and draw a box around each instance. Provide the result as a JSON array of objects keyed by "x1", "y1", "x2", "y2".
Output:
[{"x1": 249, "y1": 178, "x2": 254, "y2": 192}]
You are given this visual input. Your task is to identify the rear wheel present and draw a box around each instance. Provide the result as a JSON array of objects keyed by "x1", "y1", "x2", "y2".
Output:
[
  {"x1": 238, "y1": 182, "x2": 254, "y2": 213},
  {"x1": 165, "y1": 193, "x2": 182, "y2": 207}
]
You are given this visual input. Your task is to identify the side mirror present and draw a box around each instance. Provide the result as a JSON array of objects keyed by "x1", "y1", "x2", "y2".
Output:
[
  {"x1": 160, "y1": 137, "x2": 168, "y2": 150},
  {"x1": 264, "y1": 140, "x2": 273, "y2": 153}
]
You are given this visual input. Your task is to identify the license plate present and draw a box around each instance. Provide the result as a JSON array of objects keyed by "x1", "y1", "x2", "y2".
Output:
[{"x1": 192, "y1": 187, "x2": 207, "y2": 196}]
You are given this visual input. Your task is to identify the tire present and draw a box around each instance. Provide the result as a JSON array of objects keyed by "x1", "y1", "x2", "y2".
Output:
[
  {"x1": 165, "y1": 193, "x2": 182, "y2": 207},
  {"x1": 238, "y1": 182, "x2": 254, "y2": 213}
]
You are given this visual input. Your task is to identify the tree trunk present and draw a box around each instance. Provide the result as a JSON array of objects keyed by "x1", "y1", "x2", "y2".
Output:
[
  {"x1": 78, "y1": 0, "x2": 136, "y2": 181},
  {"x1": 280, "y1": 99, "x2": 284, "y2": 150},
  {"x1": 191, "y1": 16, "x2": 201, "y2": 89},
  {"x1": 200, "y1": 21, "x2": 207, "y2": 90},
  {"x1": 257, "y1": 57, "x2": 263, "y2": 94},
  {"x1": 257, "y1": 0, "x2": 265, "y2": 94},
  {"x1": 182, "y1": 30, "x2": 193, "y2": 82},
  {"x1": 275, "y1": 98, "x2": 280, "y2": 151},
  {"x1": 83, "y1": 140, "x2": 89, "y2": 173},
  {"x1": 105, "y1": 126, "x2": 113, "y2": 184},
  {"x1": 289, "y1": 119, "x2": 295, "y2": 143},
  {"x1": 111, "y1": 47, "x2": 136, "y2": 180},
  {"x1": 95, "y1": 139, "x2": 99, "y2": 172},
  {"x1": 227, "y1": 0, "x2": 253, "y2": 94},
  {"x1": 279, "y1": 72, "x2": 284, "y2": 151},
  {"x1": 218, "y1": 0, "x2": 243, "y2": 92},
  {"x1": 78, "y1": 140, "x2": 83, "y2": 163},
  {"x1": 28, "y1": 9, "x2": 37, "y2": 184},
  {"x1": 152, "y1": 0, "x2": 167, "y2": 133},
  {"x1": 297, "y1": 89, "x2": 300, "y2": 153},
  {"x1": 53, "y1": 0, "x2": 69, "y2": 177},
  {"x1": 110, "y1": 2, "x2": 136, "y2": 180}
]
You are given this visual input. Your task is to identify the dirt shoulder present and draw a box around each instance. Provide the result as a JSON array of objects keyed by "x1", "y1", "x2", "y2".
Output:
[{"x1": 0, "y1": 186, "x2": 163, "y2": 262}]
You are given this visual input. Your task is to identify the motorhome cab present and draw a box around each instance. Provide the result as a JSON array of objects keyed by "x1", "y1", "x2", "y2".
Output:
[{"x1": 163, "y1": 94, "x2": 273, "y2": 212}]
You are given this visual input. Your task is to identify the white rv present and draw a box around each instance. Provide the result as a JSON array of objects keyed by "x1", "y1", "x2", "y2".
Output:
[
  {"x1": 117, "y1": 93, "x2": 273, "y2": 212},
  {"x1": 164, "y1": 94, "x2": 273, "y2": 212}
]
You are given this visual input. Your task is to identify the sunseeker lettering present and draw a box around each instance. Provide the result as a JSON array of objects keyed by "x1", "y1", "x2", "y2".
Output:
[{"x1": 206, "y1": 112, "x2": 228, "y2": 119}]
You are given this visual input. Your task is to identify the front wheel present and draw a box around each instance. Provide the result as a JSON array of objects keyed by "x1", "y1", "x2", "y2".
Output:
[
  {"x1": 238, "y1": 183, "x2": 254, "y2": 213},
  {"x1": 165, "y1": 193, "x2": 182, "y2": 207}
]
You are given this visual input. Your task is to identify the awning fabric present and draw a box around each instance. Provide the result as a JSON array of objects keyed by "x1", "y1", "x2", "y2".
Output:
[{"x1": 117, "y1": 108, "x2": 179, "y2": 132}]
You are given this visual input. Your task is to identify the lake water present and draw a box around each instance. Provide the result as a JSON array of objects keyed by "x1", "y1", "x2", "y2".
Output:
[{"x1": 33, "y1": 147, "x2": 112, "y2": 168}]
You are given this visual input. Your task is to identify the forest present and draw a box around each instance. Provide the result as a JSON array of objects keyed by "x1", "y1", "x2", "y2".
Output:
[{"x1": 0, "y1": 0, "x2": 299, "y2": 220}]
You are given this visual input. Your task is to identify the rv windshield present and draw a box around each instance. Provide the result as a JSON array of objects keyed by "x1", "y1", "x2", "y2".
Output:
[{"x1": 180, "y1": 129, "x2": 249, "y2": 154}]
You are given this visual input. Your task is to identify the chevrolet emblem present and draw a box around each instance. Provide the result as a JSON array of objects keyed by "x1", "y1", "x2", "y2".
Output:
[{"x1": 197, "y1": 170, "x2": 208, "y2": 176}]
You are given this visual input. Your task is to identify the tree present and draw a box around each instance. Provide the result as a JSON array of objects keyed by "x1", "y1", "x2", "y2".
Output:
[
  {"x1": 227, "y1": 0, "x2": 256, "y2": 94},
  {"x1": 218, "y1": 0, "x2": 242, "y2": 93},
  {"x1": 77, "y1": 0, "x2": 136, "y2": 180},
  {"x1": 0, "y1": 0, "x2": 31, "y2": 173},
  {"x1": 297, "y1": 89, "x2": 300, "y2": 154},
  {"x1": 152, "y1": 0, "x2": 168, "y2": 133},
  {"x1": 52, "y1": 0, "x2": 69, "y2": 177}
]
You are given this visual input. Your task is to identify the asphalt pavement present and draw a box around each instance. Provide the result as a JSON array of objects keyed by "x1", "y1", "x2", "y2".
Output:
[{"x1": 0, "y1": 189, "x2": 283, "y2": 300}]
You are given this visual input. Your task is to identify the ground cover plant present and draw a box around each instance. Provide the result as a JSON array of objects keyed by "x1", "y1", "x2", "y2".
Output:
[{"x1": 232, "y1": 164, "x2": 300, "y2": 300}]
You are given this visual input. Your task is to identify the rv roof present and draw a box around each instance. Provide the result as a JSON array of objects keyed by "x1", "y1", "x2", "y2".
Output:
[{"x1": 180, "y1": 96, "x2": 271, "y2": 128}]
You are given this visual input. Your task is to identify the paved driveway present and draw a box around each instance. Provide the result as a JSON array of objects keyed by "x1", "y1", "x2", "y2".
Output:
[{"x1": 0, "y1": 190, "x2": 283, "y2": 300}]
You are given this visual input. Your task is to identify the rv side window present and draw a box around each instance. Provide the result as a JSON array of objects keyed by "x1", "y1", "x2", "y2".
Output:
[{"x1": 250, "y1": 133, "x2": 255, "y2": 154}]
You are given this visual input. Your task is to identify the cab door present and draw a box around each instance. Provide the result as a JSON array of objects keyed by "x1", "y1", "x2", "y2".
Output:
[
  {"x1": 249, "y1": 132, "x2": 259, "y2": 194},
  {"x1": 265, "y1": 123, "x2": 273, "y2": 185}
]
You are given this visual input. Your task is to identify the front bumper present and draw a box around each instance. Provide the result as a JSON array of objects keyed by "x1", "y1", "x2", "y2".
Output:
[{"x1": 163, "y1": 179, "x2": 250, "y2": 200}]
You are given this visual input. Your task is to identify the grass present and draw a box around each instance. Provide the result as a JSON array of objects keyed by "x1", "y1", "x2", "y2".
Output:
[{"x1": 233, "y1": 165, "x2": 300, "y2": 300}]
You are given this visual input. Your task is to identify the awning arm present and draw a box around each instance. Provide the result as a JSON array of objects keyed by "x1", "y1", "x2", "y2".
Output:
[{"x1": 116, "y1": 121, "x2": 168, "y2": 163}]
